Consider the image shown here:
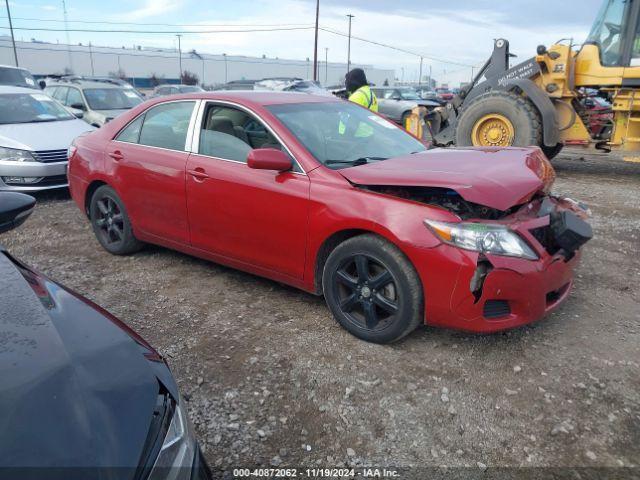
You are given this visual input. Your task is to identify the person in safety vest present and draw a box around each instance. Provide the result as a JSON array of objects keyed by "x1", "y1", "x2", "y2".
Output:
[{"x1": 345, "y1": 68, "x2": 378, "y2": 112}]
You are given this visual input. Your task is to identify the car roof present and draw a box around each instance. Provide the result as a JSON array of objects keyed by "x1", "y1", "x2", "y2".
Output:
[
  {"x1": 46, "y1": 80, "x2": 123, "y2": 89},
  {"x1": 0, "y1": 85, "x2": 42, "y2": 94},
  {"x1": 155, "y1": 90, "x2": 342, "y2": 106}
]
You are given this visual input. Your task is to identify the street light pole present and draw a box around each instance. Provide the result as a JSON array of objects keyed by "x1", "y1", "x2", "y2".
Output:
[
  {"x1": 4, "y1": 0, "x2": 18, "y2": 66},
  {"x1": 346, "y1": 14, "x2": 354, "y2": 74},
  {"x1": 325, "y1": 47, "x2": 328, "y2": 85},
  {"x1": 418, "y1": 56, "x2": 423, "y2": 86},
  {"x1": 223, "y1": 53, "x2": 228, "y2": 83},
  {"x1": 176, "y1": 34, "x2": 182, "y2": 82},
  {"x1": 312, "y1": 0, "x2": 319, "y2": 81},
  {"x1": 89, "y1": 42, "x2": 95, "y2": 75}
]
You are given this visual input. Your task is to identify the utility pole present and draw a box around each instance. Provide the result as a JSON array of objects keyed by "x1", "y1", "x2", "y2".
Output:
[
  {"x1": 4, "y1": 0, "x2": 18, "y2": 67},
  {"x1": 176, "y1": 34, "x2": 182, "y2": 82},
  {"x1": 428, "y1": 64, "x2": 432, "y2": 88},
  {"x1": 325, "y1": 47, "x2": 328, "y2": 85},
  {"x1": 312, "y1": 0, "x2": 319, "y2": 81},
  {"x1": 418, "y1": 56, "x2": 423, "y2": 86},
  {"x1": 346, "y1": 14, "x2": 354, "y2": 74}
]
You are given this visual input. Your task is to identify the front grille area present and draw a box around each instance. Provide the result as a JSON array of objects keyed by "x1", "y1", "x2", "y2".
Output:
[
  {"x1": 530, "y1": 226, "x2": 560, "y2": 256},
  {"x1": 483, "y1": 299, "x2": 511, "y2": 319},
  {"x1": 33, "y1": 149, "x2": 68, "y2": 163}
]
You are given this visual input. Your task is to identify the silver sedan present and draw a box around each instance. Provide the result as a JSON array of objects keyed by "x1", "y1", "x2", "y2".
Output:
[{"x1": 0, "y1": 86, "x2": 94, "y2": 191}]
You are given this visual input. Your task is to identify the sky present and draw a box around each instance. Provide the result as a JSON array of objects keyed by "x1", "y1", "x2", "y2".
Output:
[{"x1": 3, "y1": 0, "x2": 603, "y2": 86}]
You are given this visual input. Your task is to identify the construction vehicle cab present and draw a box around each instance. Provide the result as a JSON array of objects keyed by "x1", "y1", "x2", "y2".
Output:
[{"x1": 429, "y1": 0, "x2": 640, "y2": 162}]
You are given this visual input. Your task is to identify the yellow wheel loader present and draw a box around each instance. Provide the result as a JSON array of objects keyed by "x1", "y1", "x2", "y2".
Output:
[{"x1": 429, "y1": 0, "x2": 640, "y2": 162}]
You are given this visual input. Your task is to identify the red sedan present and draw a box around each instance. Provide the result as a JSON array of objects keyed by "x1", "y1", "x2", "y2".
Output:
[{"x1": 68, "y1": 92, "x2": 592, "y2": 343}]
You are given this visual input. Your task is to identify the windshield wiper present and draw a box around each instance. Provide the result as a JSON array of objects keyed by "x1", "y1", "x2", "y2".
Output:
[{"x1": 325, "y1": 156, "x2": 387, "y2": 166}]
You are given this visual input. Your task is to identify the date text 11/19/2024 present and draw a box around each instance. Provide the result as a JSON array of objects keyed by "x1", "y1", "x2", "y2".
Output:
[{"x1": 232, "y1": 467, "x2": 400, "y2": 478}]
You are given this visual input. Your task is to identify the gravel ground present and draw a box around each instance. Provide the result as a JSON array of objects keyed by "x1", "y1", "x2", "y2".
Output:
[{"x1": 1, "y1": 148, "x2": 639, "y2": 478}]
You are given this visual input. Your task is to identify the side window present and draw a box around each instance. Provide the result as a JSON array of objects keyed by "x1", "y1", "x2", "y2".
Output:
[
  {"x1": 157, "y1": 87, "x2": 168, "y2": 95},
  {"x1": 116, "y1": 115, "x2": 144, "y2": 143},
  {"x1": 198, "y1": 104, "x2": 301, "y2": 171},
  {"x1": 138, "y1": 101, "x2": 195, "y2": 151},
  {"x1": 44, "y1": 86, "x2": 58, "y2": 98},
  {"x1": 66, "y1": 88, "x2": 84, "y2": 108},
  {"x1": 53, "y1": 86, "x2": 69, "y2": 104},
  {"x1": 383, "y1": 90, "x2": 395, "y2": 99}
]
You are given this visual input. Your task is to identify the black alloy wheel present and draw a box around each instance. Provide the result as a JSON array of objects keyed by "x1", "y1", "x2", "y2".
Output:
[
  {"x1": 90, "y1": 185, "x2": 143, "y2": 255},
  {"x1": 322, "y1": 234, "x2": 423, "y2": 343},
  {"x1": 95, "y1": 195, "x2": 124, "y2": 247},
  {"x1": 333, "y1": 254, "x2": 398, "y2": 332}
]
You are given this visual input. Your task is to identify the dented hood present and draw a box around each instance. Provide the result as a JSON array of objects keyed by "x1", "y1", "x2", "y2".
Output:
[{"x1": 339, "y1": 147, "x2": 555, "y2": 211}]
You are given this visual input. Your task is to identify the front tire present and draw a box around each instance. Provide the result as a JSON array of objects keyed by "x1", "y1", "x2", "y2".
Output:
[
  {"x1": 89, "y1": 185, "x2": 143, "y2": 255},
  {"x1": 322, "y1": 234, "x2": 423, "y2": 343},
  {"x1": 541, "y1": 143, "x2": 563, "y2": 160},
  {"x1": 455, "y1": 90, "x2": 542, "y2": 148}
]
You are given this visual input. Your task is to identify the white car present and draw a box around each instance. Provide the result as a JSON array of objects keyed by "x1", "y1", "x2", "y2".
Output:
[{"x1": 0, "y1": 86, "x2": 95, "y2": 191}]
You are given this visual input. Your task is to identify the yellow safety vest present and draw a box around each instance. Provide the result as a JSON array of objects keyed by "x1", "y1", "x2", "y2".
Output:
[{"x1": 348, "y1": 85, "x2": 378, "y2": 112}]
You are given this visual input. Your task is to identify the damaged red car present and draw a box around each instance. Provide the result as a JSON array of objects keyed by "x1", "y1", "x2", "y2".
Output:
[{"x1": 68, "y1": 92, "x2": 592, "y2": 343}]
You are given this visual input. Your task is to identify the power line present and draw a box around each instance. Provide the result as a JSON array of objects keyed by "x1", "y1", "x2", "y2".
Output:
[
  {"x1": 0, "y1": 25, "x2": 316, "y2": 34},
  {"x1": 0, "y1": 17, "x2": 479, "y2": 69},
  {"x1": 0, "y1": 16, "x2": 314, "y2": 28},
  {"x1": 319, "y1": 26, "x2": 476, "y2": 67}
]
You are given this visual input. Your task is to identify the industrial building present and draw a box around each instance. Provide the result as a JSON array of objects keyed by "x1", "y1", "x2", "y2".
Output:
[{"x1": 0, "y1": 36, "x2": 395, "y2": 88}]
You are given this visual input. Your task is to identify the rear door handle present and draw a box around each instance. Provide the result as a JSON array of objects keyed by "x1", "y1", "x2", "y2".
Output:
[
  {"x1": 108, "y1": 150, "x2": 124, "y2": 161},
  {"x1": 188, "y1": 167, "x2": 209, "y2": 181}
]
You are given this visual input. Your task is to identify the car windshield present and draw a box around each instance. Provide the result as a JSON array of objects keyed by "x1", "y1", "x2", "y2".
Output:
[
  {"x1": 178, "y1": 85, "x2": 203, "y2": 93},
  {"x1": 0, "y1": 92, "x2": 74, "y2": 124},
  {"x1": 0, "y1": 67, "x2": 37, "y2": 89},
  {"x1": 83, "y1": 88, "x2": 143, "y2": 110},
  {"x1": 397, "y1": 88, "x2": 421, "y2": 100},
  {"x1": 268, "y1": 101, "x2": 426, "y2": 169}
]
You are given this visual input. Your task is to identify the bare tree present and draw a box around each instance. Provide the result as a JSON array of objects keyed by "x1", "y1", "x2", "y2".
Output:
[{"x1": 181, "y1": 70, "x2": 199, "y2": 85}]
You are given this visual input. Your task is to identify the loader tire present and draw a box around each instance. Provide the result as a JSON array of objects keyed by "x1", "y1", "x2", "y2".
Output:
[{"x1": 455, "y1": 90, "x2": 542, "y2": 148}]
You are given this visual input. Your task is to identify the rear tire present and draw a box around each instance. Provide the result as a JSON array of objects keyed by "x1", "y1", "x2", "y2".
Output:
[
  {"x1": 89, "y1": 185, "x2": 143, "y2": 255},
  {"x1": 322, "y1": 234, "x2": 423, "y2": 344},
  {"x1": 455, "y1": 90, "x2": 542, "y2": 148}
]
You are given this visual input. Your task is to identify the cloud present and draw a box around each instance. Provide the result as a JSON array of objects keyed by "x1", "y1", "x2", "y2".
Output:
[
  {"x1": 41, "y1": 5, "x2": 57, "y2": 11},
  {"x1": 116, "y1": 0, "x2": 184, "y2": 21}
]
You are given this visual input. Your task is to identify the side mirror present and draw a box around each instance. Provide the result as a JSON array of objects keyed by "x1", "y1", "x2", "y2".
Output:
[
  {"x1": 70, "y1": 102, "x2": 86, "y2": 111},
  {"x1": 38, "y1": 80, "x2": 46, "y2": 89},
  {"x1": 247, "y1": 148, "x2": 292, "y2": 172},
  {"x1": 0, "y1": 192, "x2": 36, "y2": 234},
  {"x1": 69, "y1": 107, "x2": 84, "y2": 119}
]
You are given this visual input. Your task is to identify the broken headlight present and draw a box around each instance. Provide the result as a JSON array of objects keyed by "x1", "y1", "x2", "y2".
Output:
[
  {"x1": 147, "y1": 396, "x2": 197, "y2": 480},
  {"x1": 424, "y1": 220, "x2": 537, "y2": 260}
]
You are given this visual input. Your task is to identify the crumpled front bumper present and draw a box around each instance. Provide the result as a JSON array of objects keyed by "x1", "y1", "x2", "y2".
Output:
[{"x1": 412, "y1": 197, "x2": 590, "y2": 333}]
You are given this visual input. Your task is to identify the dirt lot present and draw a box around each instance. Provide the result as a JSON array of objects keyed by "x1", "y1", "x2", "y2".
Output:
[{"x1": 1, "y1": 148, "x2": 639, "y2": 477}]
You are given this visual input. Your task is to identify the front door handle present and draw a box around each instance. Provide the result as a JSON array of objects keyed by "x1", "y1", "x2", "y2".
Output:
[
  {"x1": 108, "y1": 150, "x2": 124, "y2": 161},
  {"x1": 188, "y1": 167, "x2": 209, "y2": 181}
]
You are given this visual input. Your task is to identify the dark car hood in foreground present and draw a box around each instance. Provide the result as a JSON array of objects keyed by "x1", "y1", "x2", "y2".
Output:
[
  {"x1": 339, "y1": 146, "x2": 555, "y2": 211},
  {"x1": 0, "y1": 251, "x2": 177, "y2": 472}
]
